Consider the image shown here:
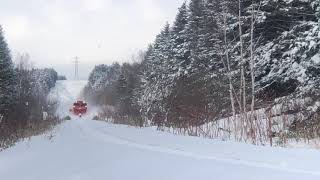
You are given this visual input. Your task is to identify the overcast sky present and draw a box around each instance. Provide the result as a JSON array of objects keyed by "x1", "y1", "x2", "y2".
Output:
[{"x1": 0, "y1": 0, "x2": 185, "y2": 79}]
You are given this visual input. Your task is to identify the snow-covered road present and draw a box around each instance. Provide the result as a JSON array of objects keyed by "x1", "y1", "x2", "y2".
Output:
[{"x1": 1, "y1": 80, "x2": 320, "y2": 180}]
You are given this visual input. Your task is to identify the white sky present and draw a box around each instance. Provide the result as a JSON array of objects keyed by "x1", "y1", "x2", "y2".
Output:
[{"x1": 0, "y1": 0, "x2": 185, "y2": 79}]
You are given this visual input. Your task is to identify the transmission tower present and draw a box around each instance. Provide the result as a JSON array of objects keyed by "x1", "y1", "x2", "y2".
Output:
[{"x1": 73, "y1": 56, "x2": 79, "y2": 80}]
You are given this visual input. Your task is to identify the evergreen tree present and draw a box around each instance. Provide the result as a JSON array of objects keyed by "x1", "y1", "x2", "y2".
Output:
[
  {"x1": 171, "y1": 1, "x2": 189, "y2": 73},
  {"x1": 253, "y1": 0, "x2": 320, "y2": 98},
  {"x1": 0, "y1": 26, "x2": 17, "y2": 115},
  {"x1": 116, "y1": 74, "x2": 128, "y2": 116},
  {"x1": 199, "y1": 0, "x2": 224, "y2": 70},
  {"x1": 184, "y1": 0, "x2": 205, "y2": 73},
  {"x1": 139, "y1": 23, "x2": 174, "y2": 125}
]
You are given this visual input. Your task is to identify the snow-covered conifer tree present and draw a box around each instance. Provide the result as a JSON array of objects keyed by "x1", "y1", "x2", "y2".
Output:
[{"x1": 0, "y1": 26, "x2": 17, "y2": 115}]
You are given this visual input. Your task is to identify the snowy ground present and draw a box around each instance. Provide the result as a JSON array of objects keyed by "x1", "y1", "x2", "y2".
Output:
[{"x1": 1, "y1": 80, "x2": 320, "y2": 180}]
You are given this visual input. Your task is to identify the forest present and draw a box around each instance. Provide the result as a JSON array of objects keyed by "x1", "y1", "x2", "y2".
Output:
[
  {"x1": 84, "y1": 0, "x2": 320, "y2": 146},
  {"x1": 0, "y1": 27, "x2": 60, "y2": 149}
]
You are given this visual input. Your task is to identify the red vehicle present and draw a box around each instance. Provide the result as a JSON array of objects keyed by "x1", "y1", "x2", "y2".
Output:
[{"x1": 70, "y1": 101, "x2": 88, "y2": 117}]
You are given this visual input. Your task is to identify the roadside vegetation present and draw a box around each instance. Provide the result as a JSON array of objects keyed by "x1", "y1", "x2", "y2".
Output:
[{"x1": 0, "y1": 26, "x2": 61, "y2": 150}]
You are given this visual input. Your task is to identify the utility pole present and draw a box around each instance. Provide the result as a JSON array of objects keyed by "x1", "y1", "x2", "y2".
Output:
[{"x1": 73, "y1": 56, "x2": 79, "y2": 80}]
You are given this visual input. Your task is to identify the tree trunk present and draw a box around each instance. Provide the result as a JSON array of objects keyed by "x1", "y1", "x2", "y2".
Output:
[
  {"x1": 238, "y1": 0, "x2": 247, "y2": 141},
  {"x1": 223, "y1": 7, "x2": 236, "y2": 118},
  {"x1": 250, "y1": 1, "x2": 256, "y2": 143}
]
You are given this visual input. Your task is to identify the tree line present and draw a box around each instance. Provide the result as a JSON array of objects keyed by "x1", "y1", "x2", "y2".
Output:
[
  {"x1": 85, "y1": 0, "x2": 320, "y2": 145},
  {"x1": 0, "y1": 26, "x2": 60, "y2": 149}
]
